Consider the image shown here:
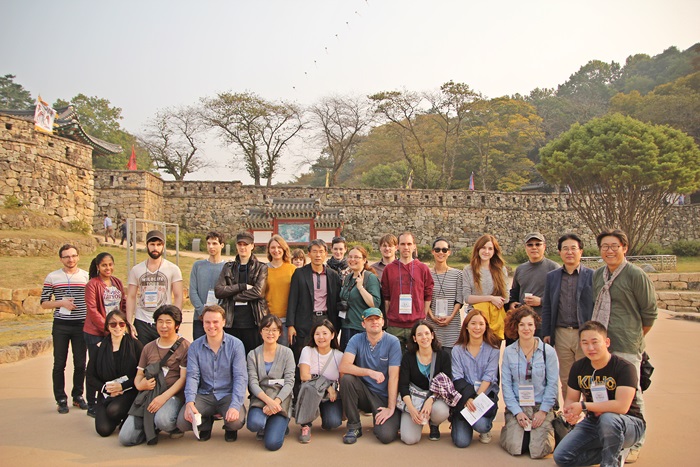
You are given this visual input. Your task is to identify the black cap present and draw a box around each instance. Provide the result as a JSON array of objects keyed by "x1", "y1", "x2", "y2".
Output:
[
  {"x1": 236, "y1": 231, "x2": 254, "y2": 245},
  {"x1": 146, "y1": 230, "x2": 165, "y2": 243}
]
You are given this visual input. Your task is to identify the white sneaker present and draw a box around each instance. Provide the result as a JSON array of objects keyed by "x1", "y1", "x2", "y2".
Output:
[
  {"x1": 479, "y1": 431, "x2": 492, "y2": 444},
  {"x1": 625, "y1": 449, "x2": 640, "y2": 464}
]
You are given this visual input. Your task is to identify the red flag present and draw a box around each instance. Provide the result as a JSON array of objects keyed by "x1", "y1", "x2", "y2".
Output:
[
  {"x1": 126, "y1": 145, "x2": 137, "y2": 170},
  {"x1": 469, "y1": 172, "x2": 475, "y2": 191}
]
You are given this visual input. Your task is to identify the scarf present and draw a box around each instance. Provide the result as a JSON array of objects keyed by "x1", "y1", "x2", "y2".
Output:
[
  {"x1": 94, "y1": 334, "x2": 141, "y2": 384},
  {"x1": 327, "y1": 256, "x2": 348, "y2": 273},
  {"x1": 592, "y1": 260, "x2": 628, "y2": 328}
]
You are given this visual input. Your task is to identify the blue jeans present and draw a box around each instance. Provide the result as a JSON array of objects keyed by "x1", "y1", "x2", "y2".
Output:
[
  {"x1": 313, "y1": 399, "x2": 343, "y2": 430},
  {"x1": 247, "y1": 406, "x2": 289, "y2": 451},
  {"x1": 613, "y1": 350, "x2": 645, "y2": 449},
  {"x1": 553, "y1": 413, "x2": 645, "y2": 467},
  {"x1": 451, "y1": 410, "x2": 495, "y2": 448},
  {"x1": 119, "y1": 396, "x2": 183, "y2": 446}
]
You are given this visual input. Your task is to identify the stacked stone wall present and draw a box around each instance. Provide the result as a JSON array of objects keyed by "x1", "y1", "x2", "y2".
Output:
[
  {"x1": 0, "y1": 115, "x2": 94, "y2": 225},
  {"x1": 94, "y1": 173, "x2": 700, "y2": 255}
]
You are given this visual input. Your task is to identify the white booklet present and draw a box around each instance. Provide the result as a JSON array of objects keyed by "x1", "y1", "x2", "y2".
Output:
[
  {"x1": 192, "y1": 413, "x2": 202, "y2": 439},
  {"x1": 459, "y1": 392, "x2": 494, "y2": 426}
]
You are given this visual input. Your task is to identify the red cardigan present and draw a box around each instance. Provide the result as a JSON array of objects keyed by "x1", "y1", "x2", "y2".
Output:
[{"x1": 83, "y1": 276, "x2": 126, "y2": 337}]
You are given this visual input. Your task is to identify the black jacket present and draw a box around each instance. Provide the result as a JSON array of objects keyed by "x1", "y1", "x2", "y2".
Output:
[
  {"x1": 215, "y1": 255, "x2": 268, "y2": 327},
  {"x1": 286, "y1": 264, "x2": 341, "y2": 339}
]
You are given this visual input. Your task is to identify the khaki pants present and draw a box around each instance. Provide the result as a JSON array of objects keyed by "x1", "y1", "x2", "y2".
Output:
[{"x1": 554, "y1": 327, "x2": 583, "y2": 399}]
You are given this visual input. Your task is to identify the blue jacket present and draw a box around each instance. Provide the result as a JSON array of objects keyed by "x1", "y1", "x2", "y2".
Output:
[{"x1": 541, "y1": 265, "x2": 594, "y2": 345}]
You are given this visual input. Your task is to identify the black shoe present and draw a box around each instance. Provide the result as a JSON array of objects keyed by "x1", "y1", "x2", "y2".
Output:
[
  {"x1": 225, "y1": 430, "x2": 238, "y2": 442},
  {"x1": 147, "y1": 437, "x2": 158, "y2": 446},
  {"x1": 57, "y1": 399, "x2": 69, "y2": 414},
  {"x1": 343, "y1": 428, "x2": 362, "y2": 444},
  {"x1": 72, "y1": 397, "x2": 88, "y2": 410},
  {"x1": 169, "y1": 428, "x2": 184, "y2": 439},
  {"x1": 256, "y1": 429, "x2": 265, "y2": 441},
  {"x1": 198, "y1": 430, "x2": 211, "y2": 442},
  {"x1": 429, "y1": 424, "x2": 440, "y2": 441},
  {"x1": 87, "y1": 406, "x2": 96, "y2": 418}
]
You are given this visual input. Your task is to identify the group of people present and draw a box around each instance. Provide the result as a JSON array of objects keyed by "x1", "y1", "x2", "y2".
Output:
[{"x1": 40, "y1": 226, "x2": 656, "y2": 465}]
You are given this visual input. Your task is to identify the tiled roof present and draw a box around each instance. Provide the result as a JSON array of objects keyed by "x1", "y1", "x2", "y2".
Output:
[
  {"x1": 0, "y1": 106, "x2": 122, "y2": 156},
  {"x1": 243, "y1": 198, "x2": 344, "y2": 229}
]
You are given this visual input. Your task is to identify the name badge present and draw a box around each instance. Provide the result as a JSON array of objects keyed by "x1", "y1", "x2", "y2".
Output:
[
  {"x1": 338, "y1": 310, "x2": 347, "y2": 319},
  {"x1": 144, "y1": 287, "x2": 158, "y2": 308},
  {"x1": 162, "y1": 366, "x2": 169, "y2": 377},
  {"x1": 434, "y1": 298, "x2": 449, "y2": 318},
  {"x1": 206, "y1": 289, "x2": 217, "y2": 306},
  {"x1": 518, "y1": 384, "x2": 536, "y2": 406},
  {"x1": 235, "y1": 301, "x2": 247, "y2": 307},
  {"x1": 399, "y1": 294, "x2": 412, "y2": 314},
  {"x1": 268, "y1": 379, "x2": 284, "y2": 387},
  {"x1": 591, "y1": 382, "x2": 608, "y2": 403}
]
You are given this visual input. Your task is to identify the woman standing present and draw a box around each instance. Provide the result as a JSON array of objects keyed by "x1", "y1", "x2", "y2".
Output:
[
  {"x1": 450, "y1": 309, "x2": 501, "y2": 447},
  {"x1": 86, "y1": 310, "x2": 143, "y2": 436},
  {"x1": 426, "y1": 238, "x2": 464, "y2": 352},
  {"x1": 500, "y1": 305, "x2": 559, "y2": 458},
  {"x1": 399, "y1": 321, "x2": 452, "y2": 444},
  {"x1": 247, "y1": 315, "x2": 296, "y2": 451},
  {"x1": 338, "y1": 246, "x2": 381, "y2": 351},
  {"x1": 295, "y1": 320, "x2": 344, "y2": 443},
  {"x1": 84, "y1": 252, "x2": 126, "y2": 416},
  {"x1": 265, "y1": 235, "x2": 296, "y2": 346},
  {"x1": 462, "y1": 235, "x2": 509, "y2": 341}
]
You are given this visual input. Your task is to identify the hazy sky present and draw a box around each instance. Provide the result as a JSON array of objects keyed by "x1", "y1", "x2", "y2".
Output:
[{"x1": 3, "y1": 0, "x2": 698, "y2": 183}]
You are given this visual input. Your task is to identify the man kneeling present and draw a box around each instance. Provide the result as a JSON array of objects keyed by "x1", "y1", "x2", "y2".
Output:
[
  {"x1": 554, "y1": 321, "x2": 645, "y2": 467},
  {"x1": 176, "y1": 305, "x2": 248, "y2": 442}
]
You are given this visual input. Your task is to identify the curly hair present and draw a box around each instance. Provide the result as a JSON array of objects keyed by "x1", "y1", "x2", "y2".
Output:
[{"x1": 503, "y1": 305, "x2": 541, "y2": 340}]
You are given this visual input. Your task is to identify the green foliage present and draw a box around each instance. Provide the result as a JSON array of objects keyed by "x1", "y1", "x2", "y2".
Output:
[
  {"x1": 166, "y1": 231, "x2": 205, "y2": 252},
  {"x1": 538, "y1": 113, "x2": 700, "y2": 253},
  {"x1": 513, "y1": 247, "x2": 529, "y2": 264},
  {"x1": 671, "y1": 240, "x2": 700, "y2": 257},
  {"x1": 416, "y1": 244, "x2": 433, "y2": 262},
  {"x1": 347, "y1": 241, "x2": 374, "y2": 255},
  {"x1": 64, "y1": 220, "x2": 91, "y2": 235},
  {"x1": 582, "y1": 247, "x2": 600, "y2": 257},
  {"x1": 637, "y1": 243, "x2": 670, "y2": 255},
  {"x1": 3, "y1": 195, "x2": 22, "y2": 209},
  {"x1": 0, "y1": 74, "x2": 33, "y2": 110},
  {"x1": 453, "y1": 246, "x2": 472, "y2": 263}
]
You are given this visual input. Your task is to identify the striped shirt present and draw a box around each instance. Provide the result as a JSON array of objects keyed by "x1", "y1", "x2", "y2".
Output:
[
  {"x1": 40, "y1": 268, "x2": 89, "y2": 323},
  {"x1": 426, "y1": 267, "x2": 464, "y2": 348}
]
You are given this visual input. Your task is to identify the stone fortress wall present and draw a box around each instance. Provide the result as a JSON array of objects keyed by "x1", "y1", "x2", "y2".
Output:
[{"x1": 93, "y1": 171, "x2": 700, "y2": 254}]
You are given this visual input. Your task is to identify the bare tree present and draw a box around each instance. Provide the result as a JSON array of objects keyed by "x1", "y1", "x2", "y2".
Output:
[
  {"x1": 309, "y1": 95, "x2": 373, "y2": 186},
  {"x1": 140, "y1": 106, "x2": 210, "y2": 180},
  {"x1": 200, "y1": 91, "x2": 302, "y2": 186}
]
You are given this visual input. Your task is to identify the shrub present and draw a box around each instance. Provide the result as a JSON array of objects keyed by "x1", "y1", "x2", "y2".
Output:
[
  {"x1": 671, "y1": 240, "x2": 700, "y2": 257},
  {"x1": 582, "y1": 247, "x2": 600, "y2": 257},
  {"x1": 166, "y1": 231, "x2": 205, "y2": 252},
  {"x1": 513, "y1": 247, "x2": 529, "y2": 264},
  {"x1": 3, "y1": 195, "x2": 22, "y2": 209},
  {"x1": 454, "y1": 246, "x2": 472, "y2": 263},
  {"x1": 65, "y1": 220, "x2": 91, "y2": 235},
  {"x1": 416, "y1": 244, "x2": 433, "y2": 262},
  {"x1": 347, "y1": 241, "x2": 374, "y2": 255},
  {"x1": 638, "y1": 243, "x2": 670, "y2": 255}
]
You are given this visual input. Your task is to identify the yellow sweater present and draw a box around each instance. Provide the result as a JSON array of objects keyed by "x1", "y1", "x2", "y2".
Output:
[{"x1": 265, "y1": 262, "x2": 296, "y2": 319}]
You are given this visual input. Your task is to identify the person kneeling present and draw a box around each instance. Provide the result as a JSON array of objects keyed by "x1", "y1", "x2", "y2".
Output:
[
  {"x1": 176, "y1": 305, "x2": 247, "y2": 442},
  {"x1": 553, "y1": 321, "x2": 645, "y2": 467}
]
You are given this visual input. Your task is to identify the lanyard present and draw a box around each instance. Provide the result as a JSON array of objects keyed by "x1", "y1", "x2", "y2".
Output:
[{"x1": 398, "y1": 260, "x2": 415, "y2": 295}]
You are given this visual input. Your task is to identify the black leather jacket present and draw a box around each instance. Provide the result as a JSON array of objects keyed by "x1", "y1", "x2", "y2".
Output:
[{"x1": 215, "y1": 255, "x2": 268, "y2": 327}]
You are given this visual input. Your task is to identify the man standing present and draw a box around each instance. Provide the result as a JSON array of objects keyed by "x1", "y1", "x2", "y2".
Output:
[
  {"x1": 592, "y1": 228, "x2": 657, "y2": 463},
  {"x1": 190, "y1": 232, "x2": 226, "y2": 341},
  {"x1": 370, "y1": 233, "x2": 398, "y2": 281},
  {"x1": 41, "y1": 244, "x2": 90, "y2": 414},
  {"x1": 327, "y1": 235, "x2": 351, "y2": 282},
  {"x1": 287, "y1": 239, "x2": 341, "y2": 357},
  {"x1": 127, "y1": 230, "x2": 183, "y2": 345},
  {"x1": 508, "y1": 232, "x2": 559, "y2": 336},
  {"x1": 215, "y1": 231, "x2": 267, "y2": 356},
  {"x1": 339, "y1": 308, "x2": 402, "y2": 444},
  {"x1": 177, "y1": 305, "x2": 248, "y2": 442},
  {"x1": 103, "y1": 214, "x2": 115, "y2": 243},
  {"x1": 380, "y1": 231, "x2": 433, "y2": 348},
  {"x1": 541, "y1": 233, "x2": 594, "y2": 398},
  {"x1": 553, "y1": 321, "x2": 645, "y2": 467}
]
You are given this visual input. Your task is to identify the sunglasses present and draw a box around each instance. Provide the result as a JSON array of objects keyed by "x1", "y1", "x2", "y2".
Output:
[
  {"x1": 108, "y1": 321, "x2": 127, "y2": 329},
  {"x1": 433, "y1": 248, "x2": 449, "y2": 253}
]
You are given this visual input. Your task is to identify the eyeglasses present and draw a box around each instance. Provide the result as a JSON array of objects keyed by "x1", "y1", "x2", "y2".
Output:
[
  {"x1": 347, "y1": 255, "x2": 363, "y2": 260},
  {"x1": 433, "y1": 248, "x2": 449, "y2": 253},
  {"x1": 108, "y1": 321, "x2": 127, "y2": 329},
  {"x1": 526, "y1": 242, "x2": 543, "y2": 248},
  {"x1": 61, "y1": 255, "x2": 79, "y2": 259},
  {"x1": 600, "y1": 244, "x2": 621, "y2": 252},
  {"x1": 561, "y1": 246, "x2": 580, "y2": 252},
  {"x1": 262, "y1": 327, "x2": 280, "y2": 334}
]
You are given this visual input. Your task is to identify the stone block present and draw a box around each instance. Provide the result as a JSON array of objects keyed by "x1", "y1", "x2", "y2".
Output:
[
  {"x1": 12, "y1": 289, "x2": 29, "y2": 301},
  {"x1": 0, "y1": 300, "x2": 22, "y2": 317},
  {"x1": 0, "y1": 288, "x2": 12, "y2": 300},
  {"x1": 656, "y1": 292, "x2": 680, "y2": 300},
  {"x1": 671, "y1": 282, "x2": 689, "y2": 290},
  {"x1": 28, "y1": 287, "x2": 42, "y2": 296},
  {"x1": 22, "y1": 295, "x2": 44, "y2": 314}
]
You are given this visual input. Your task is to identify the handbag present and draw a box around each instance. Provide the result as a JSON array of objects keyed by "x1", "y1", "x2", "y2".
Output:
[
  {"x1": 640, "y1": 351, "x2": 654, "y2": 392},
  {"x1": 552, "y1": 412, "x2": 574, "y2": 445},
  {"x1": 397, "y1": 353, "x2": 437, "y2": 412}
]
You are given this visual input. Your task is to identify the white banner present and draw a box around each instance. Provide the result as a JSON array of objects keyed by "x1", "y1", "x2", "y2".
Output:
[{"x1": 34, "y1": 95, "x2": 56, "y2": 134}]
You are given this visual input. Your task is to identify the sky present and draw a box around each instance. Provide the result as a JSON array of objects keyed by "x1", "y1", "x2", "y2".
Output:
[{"x1": 3, "y1": 0, "x2": 699, "y2": 184}]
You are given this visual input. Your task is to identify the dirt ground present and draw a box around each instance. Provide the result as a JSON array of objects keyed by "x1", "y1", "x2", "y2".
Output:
[{"x1": 0, "y1": 312, "x2": 697, "y2": 467}]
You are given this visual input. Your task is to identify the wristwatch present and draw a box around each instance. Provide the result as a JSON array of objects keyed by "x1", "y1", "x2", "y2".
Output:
[{"x1": 580, "y1": 400, "x2": 587, "y2": 411}]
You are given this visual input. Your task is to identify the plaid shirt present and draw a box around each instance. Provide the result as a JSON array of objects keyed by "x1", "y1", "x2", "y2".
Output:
[{"x1": 429, "y1": 372, "x2": 462, "y2": 407}]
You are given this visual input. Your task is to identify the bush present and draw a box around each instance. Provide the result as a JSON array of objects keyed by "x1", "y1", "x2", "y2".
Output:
[
  {"x1": 416, "y1": 244, "x2": 433, "y2": 262},
  {"x1": 3, "y1": 195, "x2": 22, "y2": 209},
  {"x1": 513, "y1": 247, "x2": 529, "y2": 264},
  {"x1": 166, "y1": 231, "x2": 205, "y2": 252},
  {"x1": 65, "y1": 220, "x2": 91, "y2": 235},
  {"x1": 454, "y1": 246, "x2": 472, "y2": 263},
  {"x1": 638, "y1": 243, "x2": 671, "y2": 255},
  {"x1": 582, "y1": 247, "x2": 600, "y2": 257},
  {"x1": 671, "y1": 240, "x2": 700, "y2": 257},
  {"x1": 347, "y1": 241, "x2": 374, "y2": 255}
]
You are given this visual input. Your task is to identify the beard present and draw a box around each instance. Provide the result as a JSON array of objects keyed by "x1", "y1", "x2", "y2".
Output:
[{"x1": 148, "y1": 249, "x2": 162, "y2": 259}]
